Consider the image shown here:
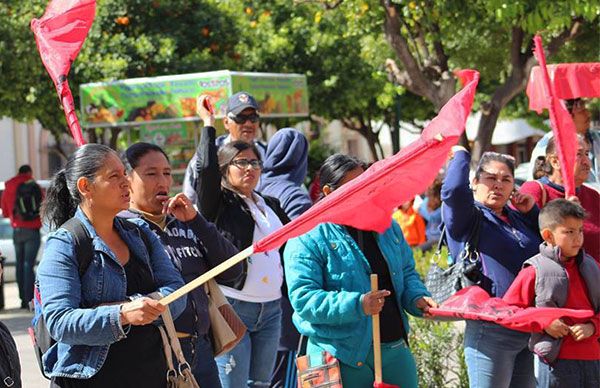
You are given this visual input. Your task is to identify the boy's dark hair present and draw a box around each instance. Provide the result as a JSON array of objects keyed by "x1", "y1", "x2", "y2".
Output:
[
  {"x1": 18, "y1": 164, "x2": 32, "y2": 174},
  {"x1": 539, "y1": 198, "x2": 587, "y2": 231}
]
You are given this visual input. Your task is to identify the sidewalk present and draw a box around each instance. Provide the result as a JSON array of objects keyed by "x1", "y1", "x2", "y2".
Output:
[{"x1": 0, "y1": 281, "x2": 47, "y2": 387}]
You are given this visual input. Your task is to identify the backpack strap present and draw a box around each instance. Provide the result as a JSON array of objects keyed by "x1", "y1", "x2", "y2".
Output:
[
  {"x1": 115, "y1": 217, "x2": 152, "y2": 255},
  {"x1": 60, "y1": 217, "x2": 153, "y2": 278},
  {"x1": 61, "y1": 218, "x2": 94, "y2": 277}
]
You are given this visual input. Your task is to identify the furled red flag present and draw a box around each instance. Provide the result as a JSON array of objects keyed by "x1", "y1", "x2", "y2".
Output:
[
  {"x1": 527, "y1": 62, "x2": 600, "y2": 113},
  {"x1": 31, "y1": 0, "x2": 96, "y2": 146},
  {"x1": 159, "y1": 71, "x2": 480, "y2": 306},
  {"x1": 254, "y1": 70, "x2": 480, "y2": 253},
  {"x1": 531, "y1": 35, "x2": 578, "y2": 197},
  {"x1": 429, "y1": 286, "x2": 594, "y2": 333}
]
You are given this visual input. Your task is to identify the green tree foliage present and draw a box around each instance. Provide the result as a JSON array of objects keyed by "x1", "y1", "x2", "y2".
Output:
[{"x1": 1, "y1": 0, "x2": 597, "y2": 161}]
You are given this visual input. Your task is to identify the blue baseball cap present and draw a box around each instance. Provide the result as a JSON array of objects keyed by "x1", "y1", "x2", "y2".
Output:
[{"x1": 226, "y1": 91, "x2": 259, "y2": 115}]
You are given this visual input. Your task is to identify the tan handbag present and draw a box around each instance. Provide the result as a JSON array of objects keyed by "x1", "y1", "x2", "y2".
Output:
[
  {"x1": 204, "y1": 279, "x2": 247, "y2": 357},
  {"x1": 151, "y1": 292, "x2": 200, "y2": 388}
]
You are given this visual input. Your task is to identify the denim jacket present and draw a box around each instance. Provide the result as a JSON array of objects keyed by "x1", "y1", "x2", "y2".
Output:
[
  {"x1": 37, "y1": 208, "x2": 186, "y2": 379},
  {"x1": 284, "y1": 221, "x2": 430, "y2": 367}
]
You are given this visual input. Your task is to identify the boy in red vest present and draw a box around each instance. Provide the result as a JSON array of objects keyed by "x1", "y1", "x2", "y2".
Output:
[{"x1": 503, "y1": 199, "x2": 599, "y2": 387}]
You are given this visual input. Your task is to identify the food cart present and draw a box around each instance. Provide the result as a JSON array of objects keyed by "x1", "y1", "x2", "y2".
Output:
[{"x1": 80, "y1": 70, "x2": 309, "y2": 189}]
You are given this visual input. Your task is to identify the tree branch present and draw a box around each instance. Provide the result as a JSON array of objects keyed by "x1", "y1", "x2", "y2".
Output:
[{"x1": 381, "y1": 0, "x2": 438, "y2": 103}]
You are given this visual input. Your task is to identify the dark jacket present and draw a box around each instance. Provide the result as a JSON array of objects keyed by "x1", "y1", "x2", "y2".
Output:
[
  {"x1": 193, "y1": 125, "x2": 290, "y2": 284},
  {"x1": 121, "y1": 210, "x2": 241, "y2": 335},
  {"x1": 257, "y1": 128, "x2": 312, "y2": 220},
  {"x1": 192, "y1": 126, "x2": 298, "y2": 349},
  {"x1": 442, "y1": 150, "x2": 542, "y2": 297}
]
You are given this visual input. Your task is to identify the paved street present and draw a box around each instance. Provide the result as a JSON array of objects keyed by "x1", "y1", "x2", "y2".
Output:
[{"x1": 0, "y1": 281, "x2": 47, "y2": 387}]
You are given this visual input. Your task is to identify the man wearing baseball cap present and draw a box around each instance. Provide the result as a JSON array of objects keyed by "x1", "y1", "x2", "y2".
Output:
[{"x1": 183, "y1": 91, "x2": 267, "y2": 204}]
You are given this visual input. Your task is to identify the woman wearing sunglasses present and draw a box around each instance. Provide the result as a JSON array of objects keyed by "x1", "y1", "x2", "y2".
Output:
[{"x1": 193, "y1": 95, "x2": 290, "y2": 388}]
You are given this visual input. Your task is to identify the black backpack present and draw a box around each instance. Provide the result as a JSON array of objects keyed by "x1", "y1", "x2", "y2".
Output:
[
  {"x1": 0, "y1": 320, "x2": 21, "y2": 388},
  {"x1": 13, "y1": 180, "x2": 42, "y2": 221},
  {"x1": 30, "y1": 217, "x2": 151, "y2": 379}
]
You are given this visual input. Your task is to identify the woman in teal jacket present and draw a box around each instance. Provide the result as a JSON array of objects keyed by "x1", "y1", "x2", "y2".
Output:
[{"x1": 284, "y1": 154, "x2": 436, "y2": 388}]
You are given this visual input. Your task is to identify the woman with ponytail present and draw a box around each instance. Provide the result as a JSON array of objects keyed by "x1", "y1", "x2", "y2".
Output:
[
  {"x1": 520, "y1": 135, "x2": 600, "y2": 261},
  {"x1": 38, "y1": 144, "x2": 185, "y2": 387}
]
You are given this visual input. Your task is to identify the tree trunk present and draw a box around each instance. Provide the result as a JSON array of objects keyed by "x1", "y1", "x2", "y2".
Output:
[{"x1": 108, "y1": 127, "x2": 122, "y2": 150}]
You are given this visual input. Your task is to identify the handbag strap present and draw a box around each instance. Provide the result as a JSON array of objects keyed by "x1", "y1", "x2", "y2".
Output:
[
  {"x1": 161, "y1": 305, "x2": 191, "y2": 369},
  {"x1": 460, "y1": 207, "x2": 483, "y2": 262},
  {"x1": 149, "y1": 292, "x2": 192, "y2": 373},
  {"x1": 158, "y1": 326, "x2": 176, "y2": 372}
]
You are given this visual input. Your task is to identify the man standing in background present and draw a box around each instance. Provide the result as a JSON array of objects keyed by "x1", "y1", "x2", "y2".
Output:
[{"x1": 1, "y1": 165, "x2": 42, "y2": 309}]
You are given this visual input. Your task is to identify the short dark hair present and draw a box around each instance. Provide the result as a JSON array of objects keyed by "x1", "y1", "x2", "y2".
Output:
[
  {"x1": 319, "y1": 154, "x2": 366, "y2": 196},
  {"x1": 18, "y1": 165, "x2": 32, "y2": 174},
  {"x1": 539, "y1": 198, "x2": 587, "y2": 231},
  {"x1": 474, "y1": 151, "x2": 515, "y2": 180},
  {"x1": 123, "y1": 142, "x2": 170, "y2": 172}
]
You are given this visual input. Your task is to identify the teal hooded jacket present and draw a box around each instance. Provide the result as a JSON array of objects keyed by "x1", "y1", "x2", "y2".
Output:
[{"x1": 284, "y1": 221, "x2": 430, "y2": 367}]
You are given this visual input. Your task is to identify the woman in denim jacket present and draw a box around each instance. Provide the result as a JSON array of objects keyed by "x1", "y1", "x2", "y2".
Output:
[
  {"x1": 284, "y1": 154, "x2": 436, "y2": 388},
  {"x1": 37, "y1": 144, "x2": 185, "y2": 387}
]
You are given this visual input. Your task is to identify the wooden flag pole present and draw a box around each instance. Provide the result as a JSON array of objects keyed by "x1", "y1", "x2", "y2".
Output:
[
  {"x1": 371, "y1": 274, "x2": 383, "y2": 384},
  {"x1": 160, "y1": 246, "x2": 254, "y2": 306}
]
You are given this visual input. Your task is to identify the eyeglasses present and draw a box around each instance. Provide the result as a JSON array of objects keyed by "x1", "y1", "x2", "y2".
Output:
[
  {"x1": 230, "y1": 158, "x2": 263, "y2": 170},
  {"x1": 228, "y1": 112, "x2": 260, "y2": 124}
]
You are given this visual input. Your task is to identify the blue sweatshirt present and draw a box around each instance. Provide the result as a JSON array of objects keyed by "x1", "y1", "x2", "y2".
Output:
[
  {"x1": 257, "y1": 128, "x2": 312, "y2": 220},
  {"x1": 441, "y1": 151, "x2": 542, "y2": 297}
]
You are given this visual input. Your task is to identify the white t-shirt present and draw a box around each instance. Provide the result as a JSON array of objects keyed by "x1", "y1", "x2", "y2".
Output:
[{"x1": 221, "y1": 193, "x2": 283, "y2": 303}]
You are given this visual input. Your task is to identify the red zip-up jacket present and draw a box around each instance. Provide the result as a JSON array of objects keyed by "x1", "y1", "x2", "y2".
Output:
[{"x1": 1, "y1": 173, "x2": 42, "y2": 229}]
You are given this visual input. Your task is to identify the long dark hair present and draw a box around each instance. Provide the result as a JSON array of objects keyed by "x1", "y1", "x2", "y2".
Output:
[
  {"x1": 123, "y1": 142, "x2": 170, "y2": 172},
  {"x1": 42, "y1": 144, "x2": 117, "y2": 230},
  {"x1": 318, "y1": 154, "x2": 366, "y2": 199},
  {"x1": 218, "y1": 141, "x2": 261, "y2": 192}
]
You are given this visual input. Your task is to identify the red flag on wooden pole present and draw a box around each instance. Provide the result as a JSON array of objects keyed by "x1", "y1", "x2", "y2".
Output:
[
  {"x1": 254, "y1": 70, "x2": 480, "y2": 253},
  {"x1": 31, "y1": 0, "x2": 96, "y2": 146},
  {"x1": 159, "y1": 71, "x2": 480, "y2": 306},
  {"x1": 531, "y1": 35, "x2": 578, "y2": 197}
]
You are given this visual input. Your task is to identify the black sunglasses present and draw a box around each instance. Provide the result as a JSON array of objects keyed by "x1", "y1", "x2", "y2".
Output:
[
  {"x1": 228, "y1": 112, "x2": 260, "y2": 124},
  {"x1": 230, "y1": 158, "x2": 263, "y2": 170}
]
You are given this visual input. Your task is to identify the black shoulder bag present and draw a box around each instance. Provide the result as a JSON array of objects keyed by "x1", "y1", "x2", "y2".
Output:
[{"x1": 424, "y1": 207, "x2": 484, "y2": 304}]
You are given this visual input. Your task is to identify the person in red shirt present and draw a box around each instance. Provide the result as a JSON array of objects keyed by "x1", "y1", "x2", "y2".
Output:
[
  {"x1": 1, "y1": 165, "x2": 42, "y2": 309},
  {"x1": 503, "y1": 199, "x2": 600, "y2": 388},
  {"x1": 520, "y1": 135, "x2": 600, "y2": 261}
]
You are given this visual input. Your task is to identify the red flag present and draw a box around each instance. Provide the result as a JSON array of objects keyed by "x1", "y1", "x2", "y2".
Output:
[
  {"x1": 31, "y1": 0, "x2": 96, "y2": 146},
  {"x1": 253, "y1": 70, "x2": 480, "y2": 253},
  {"x1": 527, "y1": 63, "x2": 600, "y2": 113},
  {"x1": 429, "y1": 286, "x2": 594, "y2": 333},
  {"x1": 532, "y1": 35, "x2": 578, "y2": 198}
]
